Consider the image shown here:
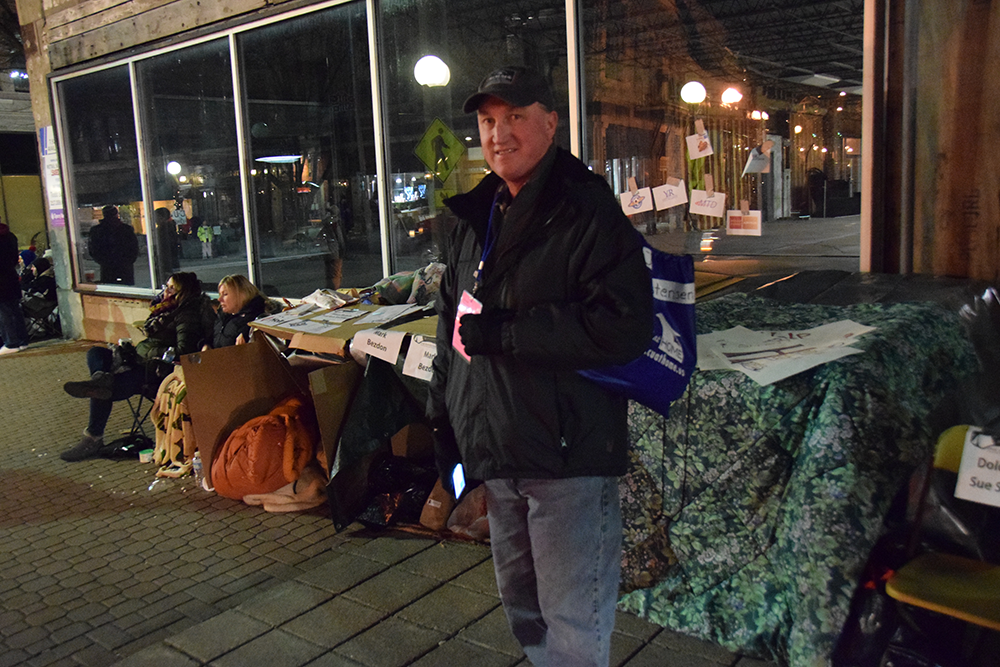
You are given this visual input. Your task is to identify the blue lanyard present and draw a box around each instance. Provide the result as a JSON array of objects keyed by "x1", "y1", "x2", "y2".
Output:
[{"x1": 473, "y1": 191, "x2": 503, "y2": 292}]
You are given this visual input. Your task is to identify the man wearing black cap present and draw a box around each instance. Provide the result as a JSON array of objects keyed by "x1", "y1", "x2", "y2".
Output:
[
  {"x1": 427, "y1": 66, "x2": 653, "y2": 667},
  {"x1": 89, "y1": 204, "x2": 139, "y2": 285}
]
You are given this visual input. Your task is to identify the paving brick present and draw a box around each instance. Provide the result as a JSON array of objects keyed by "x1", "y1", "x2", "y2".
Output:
[
  {"x1": 295, "y1": 553, "x2": 386, "y2": 594},
  {"x1": 396, "y1": 541, "x2": 491, "y2": 581},
  {"x1": 110, "y1": 643, "x2": 200, "y2": 667},
  {"x1": 396, "y1": 583, "x2": 499, "y2": 634},
  {"x1": 455, "y1": 606, "x2": 524, "y2": 658},
  {"x1": 164, "y1": 609, "x2": 270, "y2": 662},
  {"x1": 623, "y1": 642, "x2": 728, "y2": 667},
  {"x1": 651, "y1": 628, "x2": 740, "y2": 664},
  {"x1": 281, "y1": 596, "x2": 387, "y2": 648},
  {"x1": 410, "y1": 639, "x2": 522, "y2": 667},
  {"x1": 334, "y1": 616, "x2": 447, "y2": 667},
  {"x1": 236, "y1": 580, "x2": 333, "y2": 625},
  {"x1": 211, "y1": 628, "x2": 326, "y2": 667},
  {"x1": 341, "y1": 533, "x2": 438, "y2": 565},
  {"x1": 341, "y1": 568, "x2": 440, "y2": 615}
]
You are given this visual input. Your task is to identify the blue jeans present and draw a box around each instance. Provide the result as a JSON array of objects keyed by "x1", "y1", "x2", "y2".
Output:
[
  {"x1": 85, "y1": 346, "x2": 145, "y2": 438},
  {"x1": 0, "y1": 298, "x2": 28, "y2": 348},
  {"x1": 485, "y1": 477, "x2": 622, "y2": 667}
]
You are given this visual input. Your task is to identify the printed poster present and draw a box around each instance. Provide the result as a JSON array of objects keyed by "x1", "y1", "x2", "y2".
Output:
[{"x1": 726, "y1": 210, "x2": 762, "y2": 236}]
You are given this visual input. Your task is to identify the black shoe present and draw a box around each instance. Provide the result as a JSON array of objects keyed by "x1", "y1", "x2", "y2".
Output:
[
  {"x1": 63, "y1": 371, "x2": 113, "y2": 400},
  {"x1": 60, "y1": 432, "x2": 104, "y2": 462}
]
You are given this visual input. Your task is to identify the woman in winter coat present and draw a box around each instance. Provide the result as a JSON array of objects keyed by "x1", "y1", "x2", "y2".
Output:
[
  {"x1": 206, "y1": 274, "x2": 268, "y2": 349},
  {"x1": 60, "y1": 271, "x2": 214, "y2": 461}
]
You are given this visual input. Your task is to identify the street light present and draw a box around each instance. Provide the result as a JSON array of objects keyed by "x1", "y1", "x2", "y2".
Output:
[
  {"x1": 414, "y1": 55, "x2": 451, "y2": 87},
  {"x1": 680, "y1": 81, "x2": 706, "y2": 104}
]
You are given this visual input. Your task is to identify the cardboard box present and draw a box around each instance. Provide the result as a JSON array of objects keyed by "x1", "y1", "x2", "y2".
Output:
[{"x1": 180, "y1": 335, "x2": 362, "y2": 487}]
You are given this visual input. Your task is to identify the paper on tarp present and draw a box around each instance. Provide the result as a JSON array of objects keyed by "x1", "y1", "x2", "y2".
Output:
[{"x1": 696, "y1": 320, "x2": 875, "y2": 385}]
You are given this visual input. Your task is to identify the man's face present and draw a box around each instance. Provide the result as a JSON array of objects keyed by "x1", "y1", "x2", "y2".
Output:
[{"x1": 477, "y1": 98, "x2": 557, "y2": 196}]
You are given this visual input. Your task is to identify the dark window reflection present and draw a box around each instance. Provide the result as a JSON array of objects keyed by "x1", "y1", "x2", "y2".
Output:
[
  {"x1": 59, "y1": 66, "x2": 150, "y2": 287},
  {"x1": 240, "y1": 3, "x2": 380, "y2": 297}
]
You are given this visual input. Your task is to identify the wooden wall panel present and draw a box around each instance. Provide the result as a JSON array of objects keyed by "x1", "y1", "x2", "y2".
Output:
[
  {"x1": 913, "y1": 0, "x2": 1000, "y2": 281},
  {"x1": 46, "y1": 0, "x2": 268, "y2": 69}
]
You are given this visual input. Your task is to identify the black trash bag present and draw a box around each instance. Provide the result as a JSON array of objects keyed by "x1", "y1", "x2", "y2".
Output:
[
  {"x1": 957, "y1": 287, "x2": 1000, "y2": 439},
  {"x1": 97, "y1": 433, "x2": 152, "y2": 460},
  {"x1": 357, "y1": 452, "x2": 436, "y2": 527}
]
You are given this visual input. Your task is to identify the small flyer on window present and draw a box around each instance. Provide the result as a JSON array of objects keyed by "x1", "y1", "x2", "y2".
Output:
[
  {"x1": 652, "y1": 181, "x2": 688, "y2": 210},
  {"x1": 726, "y1": 209, "x2": 762, "y2": 236},
  {"x1": 619, "y1": 187, "x2": 654, "y2": 215},
  {"x1": 689, "y1": 190, "x2": 726, "y2": 217},
  {"x1": 686, "y1": 131, "x2": 713, "y2": 159}
]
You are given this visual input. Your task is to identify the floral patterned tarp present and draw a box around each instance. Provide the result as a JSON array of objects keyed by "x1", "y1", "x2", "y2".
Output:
[{"x1": 617, "y1": 293, "x2": 976, "y2": 667}]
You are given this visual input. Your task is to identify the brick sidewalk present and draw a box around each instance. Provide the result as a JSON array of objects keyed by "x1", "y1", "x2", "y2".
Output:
[{"x1": 0, "y1": 340, "x2": 774, "y2": 667}]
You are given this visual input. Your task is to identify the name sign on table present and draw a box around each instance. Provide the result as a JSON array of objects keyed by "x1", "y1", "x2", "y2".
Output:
[
  {"x1": 403, "y1": 335, "x2": 437, "y2": 382},
  {"x1": 955, "y1": 426, "x2": 1000, "y2": 507},
  {"x1": 353, "y1": 329, "x2": 407, "y2": 364}
]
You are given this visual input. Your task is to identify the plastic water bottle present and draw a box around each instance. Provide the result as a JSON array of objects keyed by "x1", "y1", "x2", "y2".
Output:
[{"x1": 191, "y1": 452, "x2": 203, "y2": 489}]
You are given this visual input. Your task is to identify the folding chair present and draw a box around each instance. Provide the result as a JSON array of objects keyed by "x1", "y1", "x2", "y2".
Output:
[
  {"x1": 22, "y1": 296, "x2": 60, "y2": 341},
  {"x1": 884, "y1": 426, "x2": 1000, "y2": 655},
  {"x1": 103, "y1": 361, "x2": 171, "y2": 456}
]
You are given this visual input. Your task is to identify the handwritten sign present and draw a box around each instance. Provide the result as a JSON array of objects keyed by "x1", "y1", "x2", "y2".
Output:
[
  {"x1": 619, "y1": 187, "x2": 654, "y2": 215},
  {"x1": 652, "y1": 181, "x2": 688, "y2": 210},
  {"x1": 353, "y1": 329, "x2": 406, "y2": 364},
  {"x1": 689, "y1": 190, "x2": 726, "y2": 218},
  {"x1": 403, "y1": 335, "x2": 437, "y2": 382},
  {"x1": 955, "y1": 427, "x2": 1000, "y2": 507}
]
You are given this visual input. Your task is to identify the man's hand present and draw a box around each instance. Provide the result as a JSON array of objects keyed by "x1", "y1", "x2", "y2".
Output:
[{"x1": 459, "y1": 309, "x2": 513, "y2": 355}]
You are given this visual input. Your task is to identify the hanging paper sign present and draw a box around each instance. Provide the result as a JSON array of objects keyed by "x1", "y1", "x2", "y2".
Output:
[
  {"x1": 689, "y1": 190, "x2": 726, "y2": 218},
  {"x1": 619, "y1": 187, "x2": 654, "y2": 215},
  {"x1": 741, "y1": 140, "x2": 774, "y2": 176},
  {"x1": 686, "y1": 120, "x2": 714, "y2": 159},
  {"x1": 353, "y1": 329, "x2": 407, "y2": 364},
  {"x1": 955, "y1": 427, "x2": 1000, "y2": 507},
  {"x1": 652, "y1": 180, "x2": 688, "y2": 210},
  {"x1": 726, "y1": 209, "x2": 763, "y2": 236},
  {"x1": 402, "y1": 335, "x2": 437, "y2": 382}
]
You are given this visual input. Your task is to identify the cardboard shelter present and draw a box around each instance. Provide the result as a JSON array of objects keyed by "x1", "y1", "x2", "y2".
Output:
[{"x1": 180, "y1": 335, "x2": 361, "y2": 488}]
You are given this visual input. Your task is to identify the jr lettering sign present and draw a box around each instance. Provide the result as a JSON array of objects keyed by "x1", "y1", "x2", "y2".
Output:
[{"x1": 955, "y1": 426, "x2": 1000, "y2": 507}]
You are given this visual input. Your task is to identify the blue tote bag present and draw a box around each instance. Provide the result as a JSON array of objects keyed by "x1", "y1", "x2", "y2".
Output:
[{"x1": 580, "y1": 243, "x2": 696, "y2": 416}]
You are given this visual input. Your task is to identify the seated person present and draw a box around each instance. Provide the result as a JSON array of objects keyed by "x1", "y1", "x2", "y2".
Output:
[
  {"x1": 205, "y1": 274, "x2": 270, "y2": 349},
  {"x1": 21, "y1": 257, "x2": 57, "y2": 314},
  {"x1": 60, "y1": 272, "x2": 214, "y2": 462}
]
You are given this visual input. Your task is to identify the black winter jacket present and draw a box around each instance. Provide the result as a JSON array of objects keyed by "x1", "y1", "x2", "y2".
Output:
[
  {"x1": 135, "y1": 293, "x2": 215, "y2": 361},
  {"x1": 427, "y1": 146, "x2": 653, "y2": 481},
  {"x1": 0, "y1": 224, "x2": 20, "y2": 303},
  {"x1": 212, "y1": 295, "x2": 266, "y2": 348}
]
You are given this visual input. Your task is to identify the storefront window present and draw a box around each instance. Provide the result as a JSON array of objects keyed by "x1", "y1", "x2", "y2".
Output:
[
  {"x1": 58, "y1": 66, "x2": 149, "y2": 287},
  {"x1": 135, "y1": 39, "x2": 245, "y2": 291},
  {"x1": 238, "y1": 3, "x2": 380, "y2": 297},
  {"x1": 580, "y1": 0, "x2": 863, "y2": 233},
  {"x1": 378, "y1": 0, "x2": 569, "y2": 271}
]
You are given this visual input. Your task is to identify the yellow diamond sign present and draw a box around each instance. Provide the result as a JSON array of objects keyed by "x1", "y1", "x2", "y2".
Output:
[{"x1": 414, "y1": 118, "x2": 465, "y2": 184}]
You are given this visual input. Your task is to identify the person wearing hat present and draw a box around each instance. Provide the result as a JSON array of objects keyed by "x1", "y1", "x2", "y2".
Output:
[
  {"x1": 426, "y1": 66, "x2": 653, "y2": 667},
  {"x1": 89, "y1": 204, "x2": 139, "y2": 285}
]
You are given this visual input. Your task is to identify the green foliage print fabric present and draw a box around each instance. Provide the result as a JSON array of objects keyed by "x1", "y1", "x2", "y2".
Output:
[{"x1": 618, "y1": 294, "x2": 976, "y2": 667}]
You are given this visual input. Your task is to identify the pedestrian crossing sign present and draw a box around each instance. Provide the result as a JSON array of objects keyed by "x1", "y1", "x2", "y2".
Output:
[{"x1": 414, "y1": 118, "x2": 465, "y2": 184}]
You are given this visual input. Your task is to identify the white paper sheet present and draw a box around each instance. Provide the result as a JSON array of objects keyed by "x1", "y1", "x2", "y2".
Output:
[{"x1": 697, "y1": 320, "x2": 876, "y2": 385}]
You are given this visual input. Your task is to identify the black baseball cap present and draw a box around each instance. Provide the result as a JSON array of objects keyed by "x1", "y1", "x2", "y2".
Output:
[{"x1": 463, "y1": 66, "x2": 555, "y2": 113}]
